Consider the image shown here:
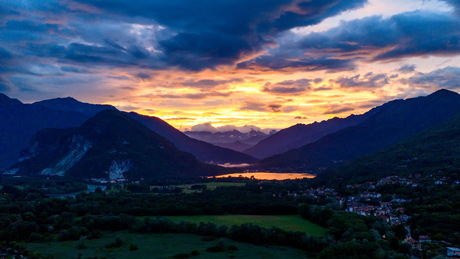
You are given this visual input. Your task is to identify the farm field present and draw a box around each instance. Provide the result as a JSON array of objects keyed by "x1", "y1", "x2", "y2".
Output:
[
  {"x1": 166, "y1": 215, "x2": 327, "y2": 236},
  {"x1": 25, "y1": 232, "x2": 307, "y2": 258}
]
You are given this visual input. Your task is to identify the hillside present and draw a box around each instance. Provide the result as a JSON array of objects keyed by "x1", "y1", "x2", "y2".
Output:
[
  {"x1": 3, "y1": 110, "x2": 221, "y2": 180},
  {"x1": 244, "y1": 113, "x2": 376, "y2": 159},
  {"x1": 259, "y1": 89, "x2": 460, "y2": 170},
  {"x1": 0, "y1": 94, "x2": 90, "y2": 170},
  {"x1": 314, "y1": 114, "x2": 460, "y2": 185}
]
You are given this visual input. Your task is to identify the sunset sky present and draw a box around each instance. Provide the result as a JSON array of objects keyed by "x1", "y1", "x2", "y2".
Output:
[{"x1": 1, "y1": 0, "x2": 460, "y2": 131}]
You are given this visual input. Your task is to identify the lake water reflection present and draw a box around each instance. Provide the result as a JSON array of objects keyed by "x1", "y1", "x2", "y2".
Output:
[{"x1": 215, "y1": 172, "x2": 315, "y2": 180}]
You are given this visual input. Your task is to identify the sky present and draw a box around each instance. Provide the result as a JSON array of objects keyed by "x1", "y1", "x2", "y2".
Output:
[{"x1": 1, "y1": 0, "x2": 460, "y2": 131}]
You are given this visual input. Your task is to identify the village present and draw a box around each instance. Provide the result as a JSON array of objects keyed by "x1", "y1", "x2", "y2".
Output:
[{"x1": 289, "y1": 174, "x2": 460, "y2": 257}]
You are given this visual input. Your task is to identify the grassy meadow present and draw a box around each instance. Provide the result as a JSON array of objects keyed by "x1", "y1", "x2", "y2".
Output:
[{"x1": 25, "y1": 232, "x2": 307, "y2": 259}]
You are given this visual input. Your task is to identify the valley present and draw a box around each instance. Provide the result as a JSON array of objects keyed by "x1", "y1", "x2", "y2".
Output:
[{"x1": 1, "y1": 90, "x2": 460, "y2": 258}]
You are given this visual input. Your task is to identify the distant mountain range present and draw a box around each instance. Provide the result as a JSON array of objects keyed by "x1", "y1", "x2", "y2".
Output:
[
  {"x1": 184, "y1": 130, "x2": 272, "y2": 152},
  {"x1": 314, "y1": 113, "x2": 460, "y2": 186},
  {"x1": 0, "y1": 94, "x2": 256, "y2": 171},
  {"x1": 126, "y1": 113, "x2": 257, "y2": 164},
  {"x1": 243, "y1": 113, "x2": 376, "y2": 159},
  {"x1": 4, "y1": 110, "x2": 220, "y2": 180},
  {"x1": 258, "y1": 89, "x2": 460, "y2": 171}
]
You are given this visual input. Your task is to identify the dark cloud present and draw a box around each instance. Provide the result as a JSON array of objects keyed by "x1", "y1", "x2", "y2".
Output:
[
  {"x1": 405, "y1": 66, "x2": 460, "y2": 90},
  {"x1": 268, "y1": 104, "x2": 282, "y2": 112},
  {"x1": 323, "y1": 107, "x2": 354, "y2": 115},
  {"x1": 314, "y1": 87, "x2": 332, "y2": 91},
  {"x1": 63, "y1": 43, "x2": 140, "y2": 66},
  {"x1": 333, "y1": 72, "x2": 391, "y2": 90},
  {"x1": 237, "y1": 54, "x2": 356, "y2": 72},
  {"x1": 373, "y1": 12, "x2": 460, "y2": 61},
  {"x1": 263, "y1": 11, "x2": 460, "y2": 69},
  {"x1": 76, "y1": 0, "x2": 367, "y2": 70},
  {"x1": 314, "y1": 78, "x2": 323, "y2": 84},
  {"x1": 262, "y1": 79, "x2": 312, "y2": 95},
  {"x1": 295, "y1": 116, "x2": 308, "y2": 119},
  {"x1": 136, "y1": 73, "x2": 152, "y2": 80},
  {"x1": 396, "y1": 64, "x2": 416, "y2": 74},
  {"x1": 0, "y1": 0, "x2": 367, "y2": 73},
  {"x1": 239, "y1": 101, "x2": 267, "y2": 112}
]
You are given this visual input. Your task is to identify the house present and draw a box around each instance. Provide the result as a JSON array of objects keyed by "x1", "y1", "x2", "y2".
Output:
[{"x1": 446, "y1": 247, "x2": 460, "y2": 257}]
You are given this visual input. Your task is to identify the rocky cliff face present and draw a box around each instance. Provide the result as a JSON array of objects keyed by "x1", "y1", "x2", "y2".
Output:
[{"x1": 4, "y1": 110, "x2": 221, "y2": 180}]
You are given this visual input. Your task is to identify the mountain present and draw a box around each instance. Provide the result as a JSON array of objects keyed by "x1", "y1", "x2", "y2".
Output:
[
  {"x1": 184, "y1": 129, "x2": 270, "y2": 152},
  {"x1": 314, "y1": 114, "x2": 460, "y2": 186},
  {"x1": 258, "y1": 89, "x2": 460, "y2": 170},
  {"x1": 244, "y1": 113, "x2": 377, "y2": 159},
  {"x1": 6, "y1": 95, "x2": 257, "y2": 165},
  {"x1": 3, "y1": 110, "x2": 220, "y2": 180},
  {"x1": 33, "y1": 97, "x2": 117, "y2": 117},
  {"x1": 0, "y1": 93, "x2": 90, "y2": 170},
  {"x1": 127, "y1": 112, "x2": 258, "y2": 164}
]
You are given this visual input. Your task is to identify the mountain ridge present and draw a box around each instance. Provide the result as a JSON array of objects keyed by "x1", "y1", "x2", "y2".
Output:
[
  {"x1": 34, "y1": 97, "x2": 117, "y2": 117},
  {"x1": 244, "y1": 110, "x2": 380, "y2": 159},
  {"x1": 258, "y1": 89, "x2": 460, "y2": 170},
  {"x1": 0, "y1": 94, "x2": 257, "y2": 169}
]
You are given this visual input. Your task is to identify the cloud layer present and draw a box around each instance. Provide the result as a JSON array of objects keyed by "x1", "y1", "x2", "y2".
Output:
[{"x1": 1, "y1": 0, "x2": 460, "y2": 130}]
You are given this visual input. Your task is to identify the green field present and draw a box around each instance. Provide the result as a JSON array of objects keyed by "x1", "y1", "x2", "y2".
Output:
[
  {"x1": 25, "y1": 232, "x2": 306, "y2": 258},
  {"x1": 167, "y1": 215, "x2": 327, "y2": 236}
]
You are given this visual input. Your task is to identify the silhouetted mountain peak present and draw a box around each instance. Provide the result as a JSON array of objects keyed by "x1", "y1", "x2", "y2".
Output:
[
  {"x1": 34, "y1": 96, "x2": 116, "y2": 117},
  {"x1": 80, "y1": 110, "x2": 144, "y2": 136},
  {"x1": 427, "y1": 89, "x2": 460, "y2": 99},
  {"x1": 0, "y1": 93, "x2": 22, "y2": 106}
]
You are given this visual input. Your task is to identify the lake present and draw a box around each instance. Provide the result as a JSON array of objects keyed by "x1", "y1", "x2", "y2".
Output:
[{"x1": 214, "y1": 172, "x2": 315, "y2": 180}]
